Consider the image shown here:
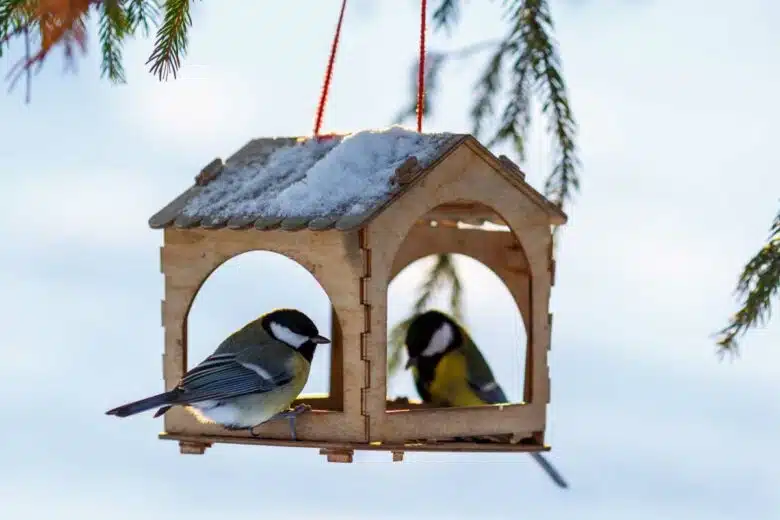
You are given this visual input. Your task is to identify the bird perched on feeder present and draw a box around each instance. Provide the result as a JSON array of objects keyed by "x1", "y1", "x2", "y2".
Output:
[
  {"x1": 106, "y1": 308, "x2": 330, "y2": 440},
  {"x1": 404, "y1": 310, "x2": 569, "y2": 489}
]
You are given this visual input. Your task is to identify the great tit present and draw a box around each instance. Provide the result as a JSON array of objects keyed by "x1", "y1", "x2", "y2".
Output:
[
  {"x1": 404, "y1": 310, "x2": 569, "y2": 488},
  {"x1": 106, "y1": 308, "x2": 330, "y2": 440}
]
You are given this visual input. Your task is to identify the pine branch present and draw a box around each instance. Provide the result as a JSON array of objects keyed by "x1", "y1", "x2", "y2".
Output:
[
  {"x1": 432, "y1": 0, "x2": 461, "y2": 34},
  {"x1": 393, "y1": 50, "x2": 447, "y2": 124},
  {"x1": 0, "y1": 0, "x2": 35, "y2": 59},
  {"x1": 471, "y1": 40, "x2": 512, "y2": 139},
  {"x1": 715, "y1": 207, "x2": 780, "y2": 355},
  {"x1": 485, "y1": 43, "x2": 531, "y2": 158},
  {"x1": 98, "y1": 0, "x2": 130, "y2": 83},
  {"x1": 387, "y1": 315, "x2": 415, "y2": 375},
  {"x1": 506, "y1": 0, "x2": 579, "y2": 207},
  {"x1": 394, "y1": 40, "x2": 500, "y2": 126},
  {"x1": 398, "y1": 1, "x2": 580, "y2": 210},
  {"x1": 444, "y1": 255, "x2": 464, "y2": 323},
  {"x1": 146, "y1": 0, "x2": 192, "y2": 80},
  {"x1": 0, "y1": 0, "x2": 30, "y2": 98},
  {"x1": 126, "y1": 0, "x2": 159, "y2": 35}
]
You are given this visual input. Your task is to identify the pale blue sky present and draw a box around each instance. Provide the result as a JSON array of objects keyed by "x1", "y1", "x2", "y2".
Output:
[{"x1": 2, "y1": 1, "x2": 779, "y2": 519}]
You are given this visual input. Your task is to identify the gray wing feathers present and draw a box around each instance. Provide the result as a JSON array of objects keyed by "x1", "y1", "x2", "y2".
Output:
[
  {"x1": 460, "y1": 334, "x2": 509, "y2": 405},
  {"x1": 173, "y1": 342, "x2": 295, "y2": 405}
]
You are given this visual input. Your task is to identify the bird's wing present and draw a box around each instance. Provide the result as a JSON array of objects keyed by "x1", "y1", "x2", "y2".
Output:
[
  {"x1": 460, "y1": 335, "x2": 509, "y2": 405},
  {"x1": 173, "y1": 347, "x2": 295, "y2": 404}
]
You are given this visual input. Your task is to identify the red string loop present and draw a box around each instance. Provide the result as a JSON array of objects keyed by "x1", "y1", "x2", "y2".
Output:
[
  {"x1": 313, "y1": 0, "x2": 427, "y2": 136},
  {"x1": 313, "y1": 0, "x2": 348, "y2": 137},
  {"x1": 416, "y1": 0, "x2": 428, "y2": 133}
]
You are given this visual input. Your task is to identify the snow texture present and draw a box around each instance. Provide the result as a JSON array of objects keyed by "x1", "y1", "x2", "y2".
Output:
[{"x1": 182, "y1": 126, "x2": 454, "y2": 219}]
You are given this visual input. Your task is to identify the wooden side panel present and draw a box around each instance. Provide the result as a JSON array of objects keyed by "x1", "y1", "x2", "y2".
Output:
[
  {"x1": 364, "y1": 143, "x2": 553, "y2": 442},
  {"x1": 159, "y1": 227, "x2": 368, "y2": 443}
]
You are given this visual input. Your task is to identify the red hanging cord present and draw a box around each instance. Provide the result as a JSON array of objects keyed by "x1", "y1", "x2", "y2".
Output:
[
  {"x1": 416, "y1": 0, "x2": 428, "y2": 132},
  {"x1": 313, "y1": 0, "x2": 348, "y2": 137}
]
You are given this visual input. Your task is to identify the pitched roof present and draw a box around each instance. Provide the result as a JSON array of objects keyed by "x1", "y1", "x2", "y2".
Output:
[{"x1": 148, "y1": 126, "x2": 566, "y2": 231}]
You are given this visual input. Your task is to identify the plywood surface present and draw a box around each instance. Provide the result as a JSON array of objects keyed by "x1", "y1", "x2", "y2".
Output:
[
  {"x1": 363, "y1": 143, "x2": 553, "y2": 442},
  {"x1": 159, "y1": 228, "x2": 370, "y2": 443}
]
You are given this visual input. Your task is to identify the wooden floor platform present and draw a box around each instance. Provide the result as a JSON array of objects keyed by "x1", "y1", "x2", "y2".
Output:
[{"x1": 159, "y1": 431, "x2": 549, "y2": 462}]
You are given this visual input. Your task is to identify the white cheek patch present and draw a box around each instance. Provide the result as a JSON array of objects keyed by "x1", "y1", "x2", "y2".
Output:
[
  {"x1": 421, "y1": 322, "x2": 454, "y2": 357},
  {"x1": 270, "y1": 322, "x2": 309, "y2": 348}
]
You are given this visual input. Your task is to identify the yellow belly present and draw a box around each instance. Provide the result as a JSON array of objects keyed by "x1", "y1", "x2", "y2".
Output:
[{"x1": 428, "y1": 352, "x2": 486, "y2": 407}]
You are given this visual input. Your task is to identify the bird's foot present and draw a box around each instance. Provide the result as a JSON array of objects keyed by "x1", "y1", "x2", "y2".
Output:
[
  {"x1": 274, "y1": 404, "x2": 312, "y2": 441},
  {"x1": 248, "y1": 405, "x2": 311, "y2": 440}
]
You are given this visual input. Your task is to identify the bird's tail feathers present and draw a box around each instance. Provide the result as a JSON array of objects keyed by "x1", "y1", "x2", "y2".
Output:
[
  {"x1": 105, "y1": 391, "x2": 177, "y2": 418},
  {"x1": 530, "y1": 452, "x2": 569, "y2": 489}
]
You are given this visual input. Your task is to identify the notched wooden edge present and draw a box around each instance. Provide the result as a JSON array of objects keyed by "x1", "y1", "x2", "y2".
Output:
[
  {"x1": 389, "y1": 156, "x2": 421, "y2": 186},
  {"x1": 498, "y1": 154, "x2": 526, "y2": 180},
  {"x1": 194, "y1": 158, "x2": 225, "y2": 186}
]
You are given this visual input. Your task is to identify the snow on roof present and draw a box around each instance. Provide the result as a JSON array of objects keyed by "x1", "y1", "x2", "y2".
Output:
[{"x1": 181, "y1": 126, "x2": 455, "y2": 221}]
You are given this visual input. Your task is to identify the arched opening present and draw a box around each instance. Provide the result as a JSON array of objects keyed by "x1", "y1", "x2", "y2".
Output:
[
  {"x1": 387, "y1": 254, "x2": 528, "y2": 404},
  {"x1": 384, "y1": 201, "x2": 533, "y2": 414},
  {"x1": 185, "y1": 250, "x2": 340, "y2": 410}
]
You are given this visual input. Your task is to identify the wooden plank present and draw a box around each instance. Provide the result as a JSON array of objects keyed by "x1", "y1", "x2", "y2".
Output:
[
  {"x1": 382, "y1": 404, "x2": 544, "y2": 442},
  {"x1": 422, "y1": 202, "x2": 508, "y2": 226},
  {"x1": 320, "y1": 448, "x2": 354, "y2": 463},
  {"x1": 179, "y1": 440, "x2": 211, "y2": 455},
  {"x1": 159, "y1": 433, "x2": 549, "y2": 454}
]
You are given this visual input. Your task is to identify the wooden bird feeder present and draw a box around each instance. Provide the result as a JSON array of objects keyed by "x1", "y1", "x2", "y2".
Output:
[{"x1": 148, "y1": 127, "x2": 567, "y2": 462}]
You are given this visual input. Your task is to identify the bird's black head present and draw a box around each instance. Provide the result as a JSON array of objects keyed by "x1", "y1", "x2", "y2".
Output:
[
  {"x1": 262, "y1": 308, "x2": 330, "y2": 361},
  {"x1": 404, "y1": 310, "x2": 463, "y2": 370}
]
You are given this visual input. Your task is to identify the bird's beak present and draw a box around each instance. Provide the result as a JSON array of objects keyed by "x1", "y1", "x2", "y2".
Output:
[
  {"x1": 312, "y1": 335, "x2": 331, "y2": 344},
  {"x1": 404, "y1": 357, "x2": 417, "y2": 370}
]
